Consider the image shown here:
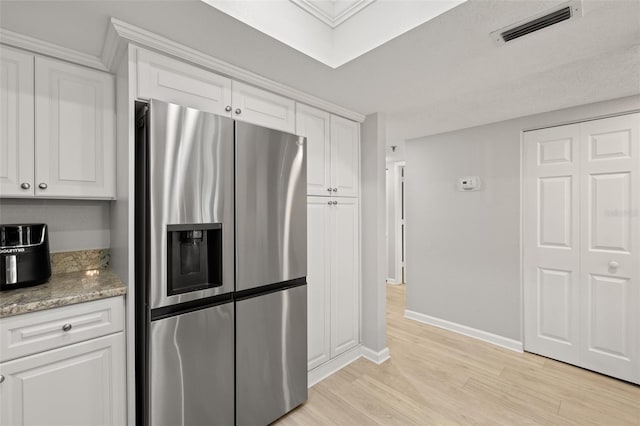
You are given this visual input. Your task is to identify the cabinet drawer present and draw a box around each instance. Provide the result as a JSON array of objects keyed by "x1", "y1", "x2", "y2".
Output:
[{"x1": 0, "y1": 297, "x2": 124, "y2": 362}]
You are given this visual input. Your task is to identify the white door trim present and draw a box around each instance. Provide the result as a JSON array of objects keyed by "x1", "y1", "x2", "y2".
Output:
[{"x1": 394, "y1": 161, "x2": 406, "y2": 285}]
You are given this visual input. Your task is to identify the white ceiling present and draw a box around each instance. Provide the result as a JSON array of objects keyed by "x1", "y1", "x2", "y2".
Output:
[
  {"x1": 201, "y1": 0, "x2": 464, "y2": 67},
  {"x1": 1, "y1": 0, "x2": 638, "y2": 159}
]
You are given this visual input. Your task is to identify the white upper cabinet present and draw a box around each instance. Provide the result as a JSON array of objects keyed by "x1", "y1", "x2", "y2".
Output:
[
  {"x1": 0, "y1": 47, "x2": 34, "y2": 197},
  {"x1": 136, "y1": 48, "x2": 232, "y2": 116},
  {"x1": 231, "y1": 81, "x2": 295, "y2": 133},
  {"x1": 297, "y1": 104, "x2": 360, "y2": 197},
  {"x1": 35, "y1": 57, "x2": 115, "y2": 198},
  {"x1": 135, "y1": 48, "x2": 295, "y2": 133},
  {"x1": 296, "y1": 104, "x2": 331, "y2": 196},
  {"x1": 330, "y1": 115, "x2": 359, "y2": 197}
]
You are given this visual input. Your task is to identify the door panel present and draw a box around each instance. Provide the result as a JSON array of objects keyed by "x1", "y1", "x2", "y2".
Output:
[
  {"x1": 232, "y1": 81, "x2": 295, "y2": 133},
  {"x1": 580, "y1": 113, "x2": 639, "y2": 383},
  {"x1": 525, "y1": 112, "x2": 639, "y2": 384},
  {"x1": 235, "y1": 122, "x2": 307, "y2": 291},
  {"x1": 236, "y1": 286, "x2": 307, "y2": 426},
  {"x1": 297, "y1": 105, "x2": 331, "y2": 197},
  {"x1": 306, "y1": 198, "x2": 331, "y2": 369},
  {"x1": 149, "y1": 303, "x2": 234, "y2": 426},
  {"x1": 330, "y1": 197, "x2": 359, "y2": 357},
  {"x1": 0, "y1": 46, "x2": 34, "y2": 197},
  {"x1": 330, "y1": 115, "x2": 359, "y2": 197},
  {"x1": 524, "y1": 124, "x2": 581, "y2": 364},
  {"x1": 34, "y1": 56, "x2": 115, "y2": 198}
]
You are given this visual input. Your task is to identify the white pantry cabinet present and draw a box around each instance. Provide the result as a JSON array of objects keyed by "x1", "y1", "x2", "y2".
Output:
[
  {"x1": 0, "y1": 48, "x2": 116, "y2": 199},
  {"x1": 0, "y1": 46, "x2": 34, "y2": 197},
  {"x1": 0, "y1": 297, "x2": 126, "y2": 426},
  {"x1": 35, "y1": 57, "x2": 116, "y2": 198},
  {"x1": 307, "y1": 196, "x2": 360, "y2": 369},
  {"x1": 296, "y1": 104, "x2": 360, "y2": 197},
  {"x1": 135, "y1": 48, "x2": 295, "y2": 133}
]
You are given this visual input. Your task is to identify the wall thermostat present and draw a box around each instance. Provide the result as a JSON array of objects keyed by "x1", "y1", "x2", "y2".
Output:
[{"x1": 458, "y1": 176, "x2": 481, "y2": 191}]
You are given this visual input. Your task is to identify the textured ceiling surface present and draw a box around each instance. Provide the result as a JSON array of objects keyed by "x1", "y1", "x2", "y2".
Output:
[{"x1": 1, "y1": 0, "x2": 638, "y2": 148}]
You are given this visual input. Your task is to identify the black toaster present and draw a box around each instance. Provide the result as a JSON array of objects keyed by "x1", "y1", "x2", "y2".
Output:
[{"x1": 0, "y1": 224, "x2": 51, "y2": 290}]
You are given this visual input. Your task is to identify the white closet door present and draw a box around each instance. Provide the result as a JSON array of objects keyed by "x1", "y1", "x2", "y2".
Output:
[
  {"x1": 524, "y1": 124, "x2": 581, "y2": 364},
  {"x1": 579, "y1": 113, "x2": 639, "y2": 383}
]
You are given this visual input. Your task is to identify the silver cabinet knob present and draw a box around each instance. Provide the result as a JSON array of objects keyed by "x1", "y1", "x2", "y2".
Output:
[
  {"x1": 225, "y1": 105, "x2": 232, "y2": 112},
  {"x1": 327, "y1": 201, "x2": 332, "y2": 205},
  {"x1": 235, "y1": 108, "x2": 242, "y2": 115},
  {"x1": 608, "y1": 261, "x2": 620, "y2": 270},
  {"x1": 332, "y1": 188, "x2": 337, "y2": 192},
  {"x1": 38, "y1": 183, "x2": 48, "y2": 190},
  {"x1": 327, "y1": 187, "x2": 332, "y2": 192},
  {"x1": 62, "y1": 323, "x2": 72, "y2": 332},
  {"x1": 0, "y1": 375, "x2": 4, "y2": 384},
  {"x1": 20, "y1": 182, "x2": 31, "y2": 190},
  {"x1": 332, "y1": 201, "x2": 337, "y2": 205}
]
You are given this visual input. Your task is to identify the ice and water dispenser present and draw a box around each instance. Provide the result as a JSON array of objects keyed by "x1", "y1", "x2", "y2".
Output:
[{"x1": 167, "y1": 224, "x2": 222, "y2": 296}]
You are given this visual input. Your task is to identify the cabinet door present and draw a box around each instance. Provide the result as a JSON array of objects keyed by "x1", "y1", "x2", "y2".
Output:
[
  {"x1": 297, "y1": 104, "x2": 331, "y2": 197},
  {"x1": 0, "y1": 47, "x2": 34, "y2": 197},
  {"x1": 330, "y1": 197, "x2": 359, "y2": 357},
  {"x1": 35, "y1": 57, "x2": 115, "y2": 198},
  {"x1": 330, "y1": 115, "x2": 359, "y2": 197},
  {"x1": 307, "y1": 197, "x2": 331, "y2": 369},
  {"x1": 232, "y1": 81, "x2": 295, "y2": 133},
  {"x1": 0, "y1": 333, "x2": 126, "y2": 426},
  {"x1": 136, "y1": 48, "x2": 232, "y2": 116}
]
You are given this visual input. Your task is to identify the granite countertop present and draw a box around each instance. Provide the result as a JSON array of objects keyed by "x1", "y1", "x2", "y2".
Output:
[{"x1": 0, "y1": 269, "x2": 126, "y2": 318}]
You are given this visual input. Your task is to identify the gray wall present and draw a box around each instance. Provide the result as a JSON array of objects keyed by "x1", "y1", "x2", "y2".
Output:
[
  {"x1": 360, "y1": 112, "x2": 387, "y2": 352},
  {"x1": 405, "y1": 95, "x2": 640, "y2": 342},
  {"x1": 0, "y1": 199, "x2": 111, "y2": 252}
]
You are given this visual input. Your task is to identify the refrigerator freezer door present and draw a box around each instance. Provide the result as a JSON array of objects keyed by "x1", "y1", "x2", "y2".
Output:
[
  {"x1": 147, "y1": 100, "x2": 235, "y2": 308},
  {"x1": 235, "y1": 122, "x2": 307, "y2": 291},
  {"x1": 236, "y1": 285, "x2": 308, "y2": 425},
  {"x1": 149, "y1": 302, "x2": 234, "y2": 426}
]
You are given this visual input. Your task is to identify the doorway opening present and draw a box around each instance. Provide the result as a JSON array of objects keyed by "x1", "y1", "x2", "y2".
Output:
[{"x1": 386, "y1": 161, "x2": 406, "y2": 285}]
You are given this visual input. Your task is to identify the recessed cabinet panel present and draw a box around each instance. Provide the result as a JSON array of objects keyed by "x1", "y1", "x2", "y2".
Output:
[
  {"x1": 330, "y1": 115, "x2": 359, "y2": 197},
  {"x1": 232, "y1": 81, "x2": 295, "y2": 133},
  {"x1": 136, "y1": 48, "x2": 232, "y2": 116},
  {"x1": 306, "y1": 198, "x2": 331, "y2": 369},
  {"x1": 297, "y1": 105, "x2": 331, "y2": 197},
  {"x1": 0, "y1": 333, "x2": 126, "y2": 426},
  {"x1": 330, "y1": 197, "x2": 359, "y2": 357},
  {"x1": 0, "y1": 47, "x2": 34, "y2": 197},
  {"x1": 35, "y1": 56, "x2": 115, "y2": 198}
]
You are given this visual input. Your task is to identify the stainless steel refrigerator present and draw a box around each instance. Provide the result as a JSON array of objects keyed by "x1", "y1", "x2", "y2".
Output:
[
  {"x1": 235, "y1": 121, "x2": 308, "y2": 426},
  {"x1": 135, "y1": 100, "x2": 307, "y2": 426}
]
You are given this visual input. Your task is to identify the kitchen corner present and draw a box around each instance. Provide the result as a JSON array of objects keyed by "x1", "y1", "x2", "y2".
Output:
[{"x1": 0, "y1": 249, "x2": 126, "y2": 318}]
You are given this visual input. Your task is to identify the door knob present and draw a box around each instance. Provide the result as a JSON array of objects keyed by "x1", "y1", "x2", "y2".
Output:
[
  {"x1": 608, "y1": 261, "x2": 620, "y2": 271},
  {"x1": 225, "y1": 105, "x2": 232, "y2": 112},
  {"x1": 20, "y1": 182, "x2": 31, "y2": 190},
  {"x1": 38, "y1": 183, "x2": 48, "y2": 190},
  {"x1": 235, "y1": 108, "x2": 242, "y2": 115}
]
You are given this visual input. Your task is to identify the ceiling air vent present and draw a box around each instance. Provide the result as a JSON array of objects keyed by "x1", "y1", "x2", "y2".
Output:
[{"x1": 491, "y1": 0, "x2": 582, "y2": 45}]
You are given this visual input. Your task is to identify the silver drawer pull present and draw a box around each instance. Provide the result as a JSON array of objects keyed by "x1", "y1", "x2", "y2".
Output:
[
  {"x1": 62, "y1": 323, "x2": 72, "y2": 332},
  {"x1": 38, "y1": 183, "x2": 48, "y2": 190}
]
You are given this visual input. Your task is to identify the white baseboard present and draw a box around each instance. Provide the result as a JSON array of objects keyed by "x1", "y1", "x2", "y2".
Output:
[
  {"x1": 308, "y1": 345, "x2": 363, "y2": 387},
  {"x1": 404, "y1": 310, "x2": 523, "y2": 353},
  {"x1": 386, "y1": 279, "x2": 402, "y2": 285},
  {"x1": 361, "y1": 346, "x2": 390, "y2": 364},
  {"x1": 307, "y1": 344, "x2": 392, "y2": 387}
]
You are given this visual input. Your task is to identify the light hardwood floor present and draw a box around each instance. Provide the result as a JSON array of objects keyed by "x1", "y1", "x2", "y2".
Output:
[{"x1": 277, "y1": 284, "x2": 640, "y2": 425}]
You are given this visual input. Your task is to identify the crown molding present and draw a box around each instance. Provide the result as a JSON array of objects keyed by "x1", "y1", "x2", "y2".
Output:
[
  {"x1": 0, "y1": 28, "x2": 108, "y2": 71},
  {"x1": 106, "y1": 18, "x2": 366, "y2": 122},
  {"x1": 290, "y1": 0, "x2": 376, "y2": 28}
]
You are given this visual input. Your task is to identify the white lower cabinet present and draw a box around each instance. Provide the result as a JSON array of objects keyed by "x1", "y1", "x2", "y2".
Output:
[
  {"x1": 307, "y1": 196, "x2": 359, "y2": 370},
  {"x1": 0, "y1": 298, "x2": 126, "y2": 426}
]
